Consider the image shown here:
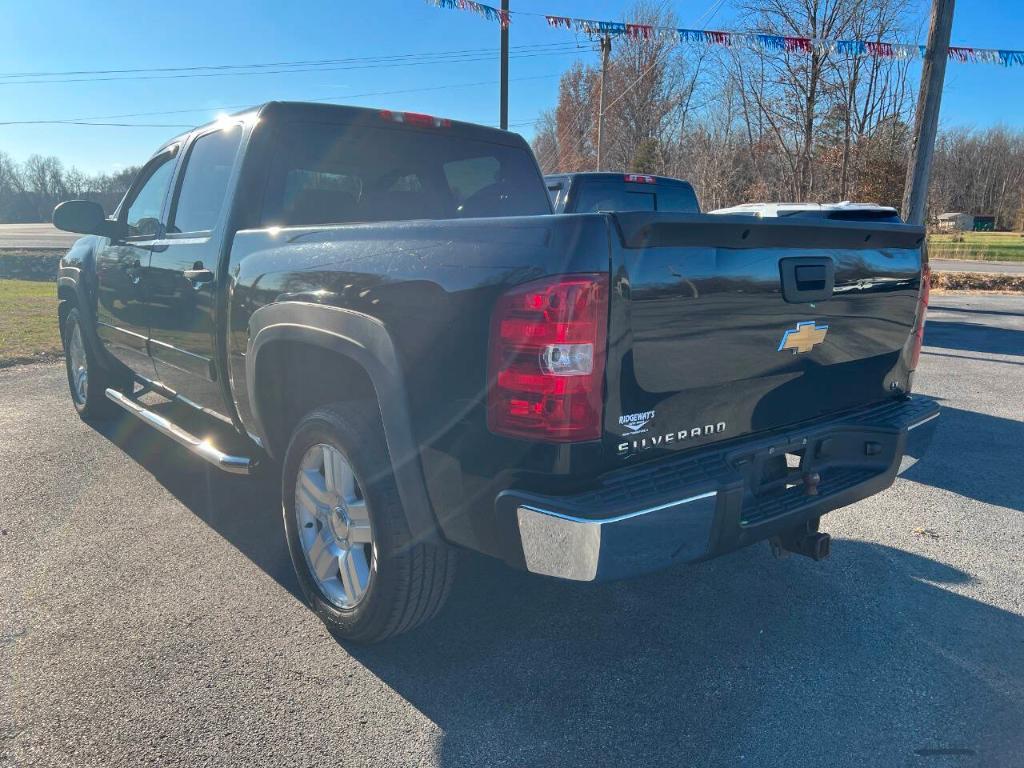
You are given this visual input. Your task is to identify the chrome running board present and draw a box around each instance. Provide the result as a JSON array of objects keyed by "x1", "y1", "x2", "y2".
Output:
[
  {"x1": 133, "y1": 373, "x2": 235, "y2": 426},
  {"x1": 104, "y1": 388, "x2": 254, "y2": 475}
]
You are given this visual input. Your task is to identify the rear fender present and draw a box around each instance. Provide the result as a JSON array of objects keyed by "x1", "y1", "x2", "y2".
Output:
[{"x1": 246, "y1": 302, "x2": 439, "y2": 543}]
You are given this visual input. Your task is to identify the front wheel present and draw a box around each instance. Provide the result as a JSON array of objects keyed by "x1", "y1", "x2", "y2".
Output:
[
  {"x1": 61, "y1": 306, "x2": 120, "y2": 420},
  {"x1": 282, "y1": 402, "x2": 456, "y2": 643}
]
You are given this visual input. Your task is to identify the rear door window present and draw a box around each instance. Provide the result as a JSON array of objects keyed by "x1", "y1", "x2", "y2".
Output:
[{"x1": 262, "y1": 121, "x2": 550, "y2": 226}]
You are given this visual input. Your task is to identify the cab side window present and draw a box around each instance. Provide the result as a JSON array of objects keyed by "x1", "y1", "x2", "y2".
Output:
[
  {"x1": 123, "y1": 154, "x2": 176, "y2": 238},
  {"x1": 170, "y1": 127, "x2": 243, "y2": 234}
]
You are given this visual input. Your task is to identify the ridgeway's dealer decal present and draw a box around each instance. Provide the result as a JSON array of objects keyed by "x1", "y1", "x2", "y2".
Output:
[{"x1": 618, "y1": 410, "x2": 656, "y2": 435}]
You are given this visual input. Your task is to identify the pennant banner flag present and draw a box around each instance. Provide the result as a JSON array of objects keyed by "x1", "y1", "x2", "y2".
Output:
[
  {"x1": 427, "y1": 0, "x2": 509, "y2": 29},
  {"x1": 756, "y1": 34, "x2": 786, "y2": 52},
  {"x1": 430, "y1": 1, "x2": 1024, "y2": 67}
]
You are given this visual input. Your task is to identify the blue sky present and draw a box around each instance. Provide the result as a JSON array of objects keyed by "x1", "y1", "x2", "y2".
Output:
[{"x1": 1, "y1": 0, "x2": 1022, "y2": 174}]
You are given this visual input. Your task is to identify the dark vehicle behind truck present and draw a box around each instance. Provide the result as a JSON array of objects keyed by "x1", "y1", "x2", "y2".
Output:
[
  {"x1": 53, "y1": 102, "x2": 937, "y2": 642},
  {"x1": 545, "y1": 171, "x2": 701, "y2": 214}
]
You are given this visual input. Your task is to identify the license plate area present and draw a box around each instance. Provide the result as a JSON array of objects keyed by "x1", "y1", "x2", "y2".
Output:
[{"x1": 730, "y1": 428, "x2": 897, "y2": 526}]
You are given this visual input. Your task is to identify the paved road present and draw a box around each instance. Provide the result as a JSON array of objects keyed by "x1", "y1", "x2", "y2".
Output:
[
  {"x1": 0, "y1": 223, "x2": 78, "y2": 250},
  {"x1": 2, "y1": 295, "x2": 1023, "y2": 767},
  {"x1": 931, "y1": 258, "x2": 1024, "y2": 275}
]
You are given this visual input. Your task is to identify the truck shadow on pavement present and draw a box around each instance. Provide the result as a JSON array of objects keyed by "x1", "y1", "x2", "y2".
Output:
[
  {"x1": 88, "y1": 396, "x2": 1024, "y2": 767},
  {"x1": 900, "y1": 404, "x2": 1024, "y2": 514},
  {"x1": 923, "y1": 319, "x2": 1024, "y2": 357},
  {"x1": 351, "y1": 541, "x2": 1024, "y2": 767},
  {"x1": 91, "y1": 403, "x2": 302, "y2": 601}
]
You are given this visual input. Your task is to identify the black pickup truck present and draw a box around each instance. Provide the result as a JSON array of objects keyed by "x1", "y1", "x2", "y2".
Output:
[
  {"x1": 53, "y1": 102, "x2": 938, "y2": 642},
  {"x1": 545, "y1": 171, "x2": 700, "y2": 214}
]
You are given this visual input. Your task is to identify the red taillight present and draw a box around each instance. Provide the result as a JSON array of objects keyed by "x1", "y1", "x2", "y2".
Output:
[
  {"x1": 379, "y1": 110, "x2": 451, "y2": 128},
  {"x1": 625, "y1": 173, "x2": 655, "y2": 184},
  {"x1": 909, "y1": 262, "x2": 931, "y2": 370},
  {"x1": 487, "y1": 274, "x2": 608, "y2": 442}
]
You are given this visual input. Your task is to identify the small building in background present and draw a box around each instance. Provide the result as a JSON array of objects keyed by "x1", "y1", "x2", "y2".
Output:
[
  {"x1": 936, "y1": 212, "x2": 974, "y2": 231},
  {"x1": 936, "y1": 212, "x2": 997, "y2": 231}
]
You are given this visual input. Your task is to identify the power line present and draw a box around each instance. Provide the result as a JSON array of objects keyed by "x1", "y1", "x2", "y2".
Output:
[
  {"x1": 0, "y1": 74, "x2": 569, "y2": 128},
  {"x1": 0, "y1": 44, "x2": 593, "y2": 87},
  {"x1": 4, "y1": 117, "x2": 542, "y2": 131},
  {"x1": 0, "y1": 41, "x2": 581, "y2": 79},
  {"x1": 19, "y1": 121, "x2": 195, "y2": 128},
  {"x1": 691, "y1": 0, "x2": 729, "y2": 27}
]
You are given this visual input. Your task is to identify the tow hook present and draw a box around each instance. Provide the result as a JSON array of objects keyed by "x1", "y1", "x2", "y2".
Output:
[{"x1": 770, "y1": 521, "x2": 831, "y2": 561}]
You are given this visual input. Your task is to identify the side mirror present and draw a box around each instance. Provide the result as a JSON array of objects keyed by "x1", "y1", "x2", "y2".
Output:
[{"x1": 52, "y1": 200, "x2": 121, "y2": 238}]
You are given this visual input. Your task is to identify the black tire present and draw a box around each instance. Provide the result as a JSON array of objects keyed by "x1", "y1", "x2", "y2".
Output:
[
  {"x1": 281, "y1": 402, "x2": 456, "y2": 643},
  {"x1": 61, "y1": 306, "x2": 121, "y2": 420}
]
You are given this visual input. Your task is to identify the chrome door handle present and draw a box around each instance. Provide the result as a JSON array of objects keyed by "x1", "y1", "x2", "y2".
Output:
[{"x1": 123, "y1": 258, "x2": 142, "y2": 286}]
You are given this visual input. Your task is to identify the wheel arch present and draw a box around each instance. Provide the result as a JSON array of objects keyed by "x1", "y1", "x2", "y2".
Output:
[
  {"x1": 57, "y1": 281, "x2": 76, "y2": 334},
  {"x1": 247, "y1": 302, "x2": 439, "y2": 544},
  {"x1": 56, "y1": 237, "x2": 111, "y2": 367},
  {"x1": 56, "y1": 274, "x2": 114, "y2": 372}
]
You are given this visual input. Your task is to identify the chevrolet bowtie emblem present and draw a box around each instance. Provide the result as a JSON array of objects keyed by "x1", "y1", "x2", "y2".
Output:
[{"x1": 778, "y1": 321, "x2": 829, "y2": 354}]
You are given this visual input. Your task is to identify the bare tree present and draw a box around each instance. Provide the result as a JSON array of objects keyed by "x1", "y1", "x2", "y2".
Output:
[
  {"x1": 551, "y1": 61, "x2": 600, "y2": 172},
  {"x1": 600, "y1": 3, "x2": 694, "y2": 173},
  {"x1": 532, "y1": 110, "x2": 560, "y2": 174},
  {"x1": 0, "y1": 152, "x2": 141, "y2": 224},
  {"x1": 731, "y1": 0, "x2": 876, "y2": 199},
  {"x1": 930, "y1": 127, "x2": 1024, "y2": 228}
]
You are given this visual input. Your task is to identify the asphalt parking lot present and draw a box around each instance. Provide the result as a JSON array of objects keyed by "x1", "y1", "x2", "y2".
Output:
[{"x1": 2, "y1": 293, "x2": 1022, "y2": 768}]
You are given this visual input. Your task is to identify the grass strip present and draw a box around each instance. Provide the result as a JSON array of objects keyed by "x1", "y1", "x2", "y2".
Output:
[{"x1": 0, "y1": 279, "x2": 61, "y2": 368}]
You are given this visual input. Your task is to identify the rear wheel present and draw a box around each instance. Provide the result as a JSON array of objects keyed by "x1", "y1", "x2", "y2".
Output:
[
  {"x1": 61, "y1": 306, "x2": 120, "y2": 420},
  {"x1": 282, "y1": 402, "x2": 456, "y2": 643}
]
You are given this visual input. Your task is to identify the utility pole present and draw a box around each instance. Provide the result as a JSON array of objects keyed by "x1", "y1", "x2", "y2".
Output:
[
  {"x1": 596, "y1": 34, "x2": 612, "y2": 171},
  {"x1": 499, "y1": 0, "x2": 509, "y2": 130},
  {"x1": 901, "y1": 0, "x2": 955, "y2": 226}
]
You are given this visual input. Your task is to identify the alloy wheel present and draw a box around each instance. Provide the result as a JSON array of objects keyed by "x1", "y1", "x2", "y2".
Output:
[
  {"x1": 294, "y1": 443, "x2": 375, "y2": 609},
  {"x1": 68, "y1": 321, "x2": 88, "y2": 405}
]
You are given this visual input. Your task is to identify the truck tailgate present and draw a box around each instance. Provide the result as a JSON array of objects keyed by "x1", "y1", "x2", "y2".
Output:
[{"x1": 606, "y1": 212, "x2": 926, "y2": 459}]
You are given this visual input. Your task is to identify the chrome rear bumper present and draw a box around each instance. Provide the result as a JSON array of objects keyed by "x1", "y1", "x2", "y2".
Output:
[
  {"x1": 516, "y1": 491, "x2": 717, "y2": 581},
  {"x1": 500, "y1": 396, "x2": 940, "y2": 582}
]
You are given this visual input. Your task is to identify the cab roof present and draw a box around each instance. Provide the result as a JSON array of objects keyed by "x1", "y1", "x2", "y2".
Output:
[{"x1": 155, "y1": 101, "x2": 526, "y2": 157}]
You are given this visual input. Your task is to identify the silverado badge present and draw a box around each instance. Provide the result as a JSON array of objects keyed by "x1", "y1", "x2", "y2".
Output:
[{"x1": 778, "y1": 321, "x2": 829, "y2": 354}]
